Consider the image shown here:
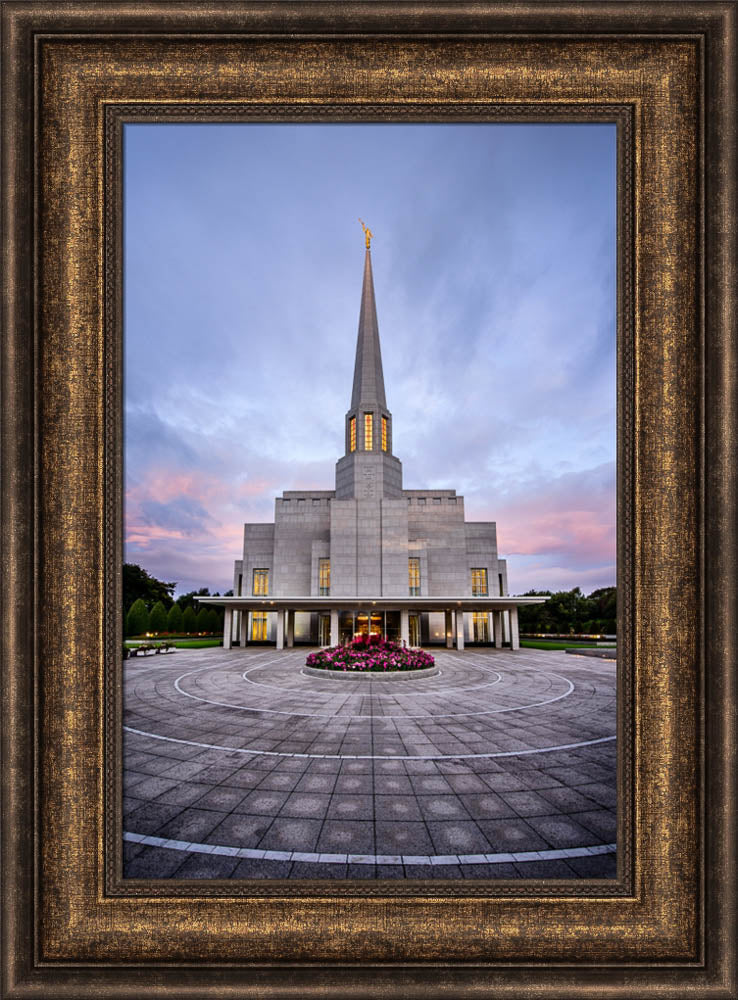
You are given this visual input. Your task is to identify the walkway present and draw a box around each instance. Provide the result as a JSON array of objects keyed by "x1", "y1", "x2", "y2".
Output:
[{"x1": 123, "y1": 647, "x2": 617, "y2": 879}]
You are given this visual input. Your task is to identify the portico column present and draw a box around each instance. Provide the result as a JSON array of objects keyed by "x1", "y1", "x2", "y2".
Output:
[
  {"x1": 503, "y1": 611, "x2": 511, "y2": 644},
  {"x1": 400, "y1": 609, "x2": 410, "y2": 646},
  {"x1": 493, "y1": 611, "x2": 503, "y2": 648},
  {"x1": 510, "y1": 607, "x2": 520, "y2": 651},
  {"x1": 445, "y1": 611, "x2": 454, "y2": 648},
  {"x1": 239, "y1": 610, "x2": 248, "y2": 647},
  {"x1": 223, "y1": 607, "x2": 232, "y2": 650},
  {"x1": 488, "y1": 613, "x2": 494, "y2": 646},
  {"x1": 286, "y1": 610, "x2": 295, "y2": 648},
  {"x1": 455, "y1": 610, "x2": 465, "y2": 650},
  {"x1": 276, "y1": 609, "x2": 285, "y2": 650},
  {"x1": 330, "y1": 609, "x2": 339, "y2": 646}
]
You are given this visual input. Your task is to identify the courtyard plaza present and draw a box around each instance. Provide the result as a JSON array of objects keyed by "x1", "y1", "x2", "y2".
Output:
[{"x1": 123, "y1": 646, "x2": 617, "y2": 880}]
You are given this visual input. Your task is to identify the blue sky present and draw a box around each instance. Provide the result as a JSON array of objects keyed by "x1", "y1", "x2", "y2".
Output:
[{"x1": 124, "y1": 122, "x2": 616, "y2": 597}]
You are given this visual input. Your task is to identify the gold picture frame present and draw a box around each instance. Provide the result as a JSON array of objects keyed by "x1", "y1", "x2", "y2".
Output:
[{"x1": 1, "y1": 2, "x2": 735, "y2": 996}]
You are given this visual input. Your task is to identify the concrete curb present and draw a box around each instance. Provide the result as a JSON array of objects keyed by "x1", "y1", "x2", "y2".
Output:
[
  {"x1": 302, "y1": 664, "x2": 439, "y2": 681},
  {"x1": 565, "y1": 648, "x2": 616, "y2": 660}
]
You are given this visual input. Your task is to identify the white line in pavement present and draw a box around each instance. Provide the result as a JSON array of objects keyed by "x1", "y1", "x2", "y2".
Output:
[
  {"x1": 172, "y1": 662, "x2": 574, "y2": 720},
  {"x1": 123, "y1": 724, "x2": 615, "y2": 760},
  {"x1": 123, "y1": 830, "x2": 616, "y2": 867}
]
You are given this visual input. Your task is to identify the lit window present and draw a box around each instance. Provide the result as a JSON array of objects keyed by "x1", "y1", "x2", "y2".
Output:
[
  {"x1": 251, "y1": 612, "x2": 268, "y2": 641},
  {"x1": 381, "y1": 416, "x2": 388, "y2": 451},
  {"x1": 472, "y1": 612, "x2": 489, "y2": 643},
  {"x1": 364, "y1": 413, "x2": 373, "y2": 450},
  {"x1": 409, "y1": 557, "x2": 420, "y2": 596},
  {"x1": 349, "y1": 416, "x2": 356, "y2": 452},
  {"x1": 319, "y1": 558, "x2": 330, "y2": 596},
  {"x1": 252, "y1": 569, "x2": 269, "y2": 596},
  {"x1": 471, "y1": 568, "x2": 488, "y2": 596}
]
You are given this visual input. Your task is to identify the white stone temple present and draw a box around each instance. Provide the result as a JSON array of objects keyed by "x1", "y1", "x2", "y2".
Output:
[{"x1": 201, "y1": 231, "x2": 545, "y2": 649}]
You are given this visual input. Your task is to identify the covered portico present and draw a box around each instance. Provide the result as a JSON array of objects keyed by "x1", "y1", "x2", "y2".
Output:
[{"x1": 196, "y1": 595, "x2": 547, "y2": 652}]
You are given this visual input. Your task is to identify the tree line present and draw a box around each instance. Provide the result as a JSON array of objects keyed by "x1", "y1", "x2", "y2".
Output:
[
  {"x1": 123, "y1": 563, "x2": 232, "y2": 638},
  {"x1": 517, "y1": 586, "x2": 616, "y2": 635}
]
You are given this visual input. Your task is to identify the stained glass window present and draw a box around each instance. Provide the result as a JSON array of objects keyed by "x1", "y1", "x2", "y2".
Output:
[
  {"x1": 364, "y1": 413, "x2": 373, "y2": 450},
  {"x1": 471, "y1": 568, "x2": 488, "y2": 596},
  {"x1": 319, "y1": 558, "x2": 330, "y2": 596},
  {"x1": 409, "y1": 557, "x2": 421, "y2": 596},
  {"x1": 381, "y1": 415, "x2": 388, "y2": 451},
  {"x1": 252, "y1": 569, "x2": 269, "y2": 595},
  {"x1": 349, "y1": 416, "x2": 356, "y2": 452}
]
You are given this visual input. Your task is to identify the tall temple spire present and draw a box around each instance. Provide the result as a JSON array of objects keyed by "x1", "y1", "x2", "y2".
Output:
[
  {"x1": 350, "y1": 248, "x2": 387, "y2": 411},
  {"x1": 335, "y1": 230, "x2": 403, "y2": 499}
]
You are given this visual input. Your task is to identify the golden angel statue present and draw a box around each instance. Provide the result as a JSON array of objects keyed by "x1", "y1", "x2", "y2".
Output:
[{"x1": 358, "y1": 218, "x2": 373, "y2": 250}]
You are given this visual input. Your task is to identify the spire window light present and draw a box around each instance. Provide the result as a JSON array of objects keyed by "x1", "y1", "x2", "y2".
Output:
[
  {"x1": 349, "y1": 416, "x2": 356, "y2": 452},
  {"x1": 381, "y1": 415, "x2": 388, "y2": 452},
  {"x1": 364, "y1": 413, "x2": 373, "y2": 451}
]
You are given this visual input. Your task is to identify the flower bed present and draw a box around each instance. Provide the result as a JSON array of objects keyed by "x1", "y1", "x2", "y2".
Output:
[{"x1": 306, "y1": 634, "x2": 435, "y2": 673}]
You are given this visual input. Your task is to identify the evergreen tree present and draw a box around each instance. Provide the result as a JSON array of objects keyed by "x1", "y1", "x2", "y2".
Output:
[
  {"x1": 149, "y1": 600, "x2": 167, "y2": 634},
  {"x1": 166, "y1": 602, "x2": 183, "y2": 634},
  {"x1": 126, "y1": 598, "x2": 149, "y2": 637},
  {"x1": 206, "y1": 608, "x2": 219, "y2": 633},
  {"x1": 195, "y1": 607, "x2": 210, "y2": 633}
]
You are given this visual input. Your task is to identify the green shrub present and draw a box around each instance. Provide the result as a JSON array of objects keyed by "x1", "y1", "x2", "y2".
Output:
[
  {"x1": 126, "y1": 598, "x2": 149, "y2": 637},
  {"x1": 149, "y1": 600, "x2": 168, "y2": 634},
  {"x1": 182, "y1": 606, "x2": 197, "y2": 634},
  {"x1": 166, "y1": 603, "x2": 183, "y2": 633},
  {"x1": 195, "y1": 607, "x2": 210, "y2": 633}
]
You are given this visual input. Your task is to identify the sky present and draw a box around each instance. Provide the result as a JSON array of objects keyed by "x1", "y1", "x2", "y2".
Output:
[{"x1": 124, "y1": 123, "x2": 616, "y2": 598}]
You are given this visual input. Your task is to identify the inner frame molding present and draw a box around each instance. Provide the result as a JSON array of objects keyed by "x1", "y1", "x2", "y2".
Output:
[
  {"x1": 2, "y1": 4, "x2": 735, "y2": 996},
  {"x1": 102, "y1": 99, "x2": 635, "y2": 903}
]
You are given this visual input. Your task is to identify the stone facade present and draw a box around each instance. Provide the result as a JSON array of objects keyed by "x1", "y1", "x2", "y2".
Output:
[{"x1": 231, "y1": 248, "x2": 511, "y2": 646}]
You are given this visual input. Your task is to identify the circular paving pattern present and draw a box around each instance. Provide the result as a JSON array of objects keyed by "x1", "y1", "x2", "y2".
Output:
[{"x1": 123, "y1": 647, "x2": 617, "y2": 880}]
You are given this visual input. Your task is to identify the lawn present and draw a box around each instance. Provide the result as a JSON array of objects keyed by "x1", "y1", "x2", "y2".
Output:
[{"x1": 125, "y1": 638, "x2": 223, "y2": 650}]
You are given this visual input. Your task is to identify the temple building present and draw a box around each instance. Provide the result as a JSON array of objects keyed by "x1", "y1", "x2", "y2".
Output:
[{"x1": 201, "y1": 230, "x2": 545, "y2": 649}]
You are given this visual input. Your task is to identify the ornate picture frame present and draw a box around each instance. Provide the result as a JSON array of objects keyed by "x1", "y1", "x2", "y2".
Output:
[{"x1": 1, "y1": 3, "x2": 735, "y2": 997}]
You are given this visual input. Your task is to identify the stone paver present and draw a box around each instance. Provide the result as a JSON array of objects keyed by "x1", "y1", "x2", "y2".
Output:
[{"x1": 123, "y1": 647, "x2": 617, "y2": 879}]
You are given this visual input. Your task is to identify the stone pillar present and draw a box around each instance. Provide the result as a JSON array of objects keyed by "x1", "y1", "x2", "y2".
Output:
[
  {"x1": 239, "y1": 610, "x2": 248, "y2": 647},
  {"x1": 276, "y1": 609, "x2": 285, "y2": 650},
  {"x1": 493, "y1": 611, "x2": 503, "y2": 648},
  {"x1": 504, "y1": 611, "x2": 511, "y2": 644},
  {"x1": 400, "y1": 609, "x2": 410, "y2": 646},
  {"x1": 455, "y1": 610, "x2": 465, "y2": 651},
  {"x1": 510, "y1": 606, "x2": 520, "y2": 650},
  {"x1": 223, "y1": 607, "x2": 232, "y2": 650},
  {"x1": 445, "y1": 611, "x2": 454, "y2": 648},
  {"x1": 488, "y1": 613, "x2": 494, "y2": 646},
  {"x1": 330, "y1": 609, "x2": 339, "y2": 646},
  {"x1": 286, "y1": 610, "x2": 295, "y2": 648}
]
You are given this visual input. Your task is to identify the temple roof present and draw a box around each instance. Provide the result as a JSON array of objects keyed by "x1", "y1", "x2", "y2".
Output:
[{"x1": 350, "y1": 249, "x2": 387, "y2": 411}]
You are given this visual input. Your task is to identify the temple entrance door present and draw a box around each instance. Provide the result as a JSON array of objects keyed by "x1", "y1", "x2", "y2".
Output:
[
  {"x1": 318, "y1": 614, "x2": 331, "y2": 646},
  {"x1": 409, "y1": 614, "x2": 421, "y2": 647},
  {"x1": 355, "y1": 613, "x2": 384, "y2": 638}
]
